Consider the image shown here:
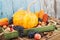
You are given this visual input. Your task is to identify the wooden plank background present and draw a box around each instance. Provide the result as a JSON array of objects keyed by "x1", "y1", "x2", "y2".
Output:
[{"x1": 0, "y1": 0, "x2": 60, "y2": 19}]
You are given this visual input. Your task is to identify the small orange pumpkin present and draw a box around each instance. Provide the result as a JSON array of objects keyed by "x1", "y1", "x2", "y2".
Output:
[
  {"x1": 42, "y1": 14, "x2": 48, "y2": 23},
  {"x1": 0, "y1": 18, "x2": 8, "y2": 26},
  {"x1": 35, "y1": 10, "x2": 44, "y2": 19}
]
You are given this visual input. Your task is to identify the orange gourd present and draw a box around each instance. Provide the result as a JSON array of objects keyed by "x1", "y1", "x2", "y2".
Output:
[
  {"x1": 42, "y1": 14, "x2": 48, "y2": 23},
  {"x1": 35, "y1": 10, "x2": 44, "y2": 19},
  {"x1": 0, "y1": 18, "x2": 8, "y2": 26}
]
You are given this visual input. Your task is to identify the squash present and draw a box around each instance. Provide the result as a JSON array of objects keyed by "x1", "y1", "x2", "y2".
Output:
[
  {"x1": 13, "y1": 0, "x2": 38, "y2": 29},
  {"x1": 4, "y1": 31, "x2": 18, "y2": 39},
  {"x1": 35, "y1": 10, "x2": 45, "y2": 19},
  {"x1": 24, "y1": 25, "x2": 56, "y2": 36},
  {"x1": 13, "y1": 10, "x2": 38, "y2": 29},
  {"x1": 42, "y1": 14, "x2": 48, "y2": 23},
  {"x1": 0, "y1": 18, "x2": 8, "y2": 26}
]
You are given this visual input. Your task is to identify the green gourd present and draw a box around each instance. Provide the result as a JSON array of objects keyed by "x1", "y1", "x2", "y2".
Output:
[{"x1": 24, "y1": 25, "x2": 56, "y2": 36}]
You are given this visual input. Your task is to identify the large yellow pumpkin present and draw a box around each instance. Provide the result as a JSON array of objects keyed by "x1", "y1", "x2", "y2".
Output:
[{"x1": 13, "y1": 10, "x2": 38, "y2": 29}]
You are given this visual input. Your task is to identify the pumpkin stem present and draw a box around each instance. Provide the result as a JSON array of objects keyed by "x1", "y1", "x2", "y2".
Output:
[{"x1": 27, "y1": 0, "x2": 37, "y2": 13}]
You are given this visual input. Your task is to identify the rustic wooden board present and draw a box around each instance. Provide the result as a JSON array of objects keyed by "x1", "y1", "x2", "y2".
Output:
[
  {"x1": 0, "y1": 0, "x2": 60, "y2": 19},
  {"x1": 0, "y1": 0, "x2": 2, "y2": 19},
  {"x1": 1, "y1": 0, "x2": 13, "y2": 19}
]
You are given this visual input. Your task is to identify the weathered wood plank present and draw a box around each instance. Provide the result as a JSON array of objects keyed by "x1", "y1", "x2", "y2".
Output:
[
  {"x1": 2, "y1": 0, "x2": 13, "y2": 19},
  {"x1": 0, "y1": 0, "x2": 2, "y2": 18},
  {"x1": 13, "y1": 0, "x2": 27, "y2": 12},
  {"x1": 34, "y1": 0, "x2": 41, "y2": 12},
  {"x1": 56, "y1": 0, "x2": 60, "y2": 18},
  {"x1": 0, "y1": 0, "x2": 60, "y2": 19}
]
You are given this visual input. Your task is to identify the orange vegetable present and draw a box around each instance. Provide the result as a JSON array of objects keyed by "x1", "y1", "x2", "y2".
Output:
[
  {"x1": 42, "y1": 14, "x2": 48, "y2": 23},
  {"x1": 13, "y1": 10, "x2": 38, "y2": 29},
  {"x1": 0, "y1": 18, "x2": 8, "y2": 26},
  {"x1": 35, "y1": 10, "x2": 44, "y2": 19}
]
